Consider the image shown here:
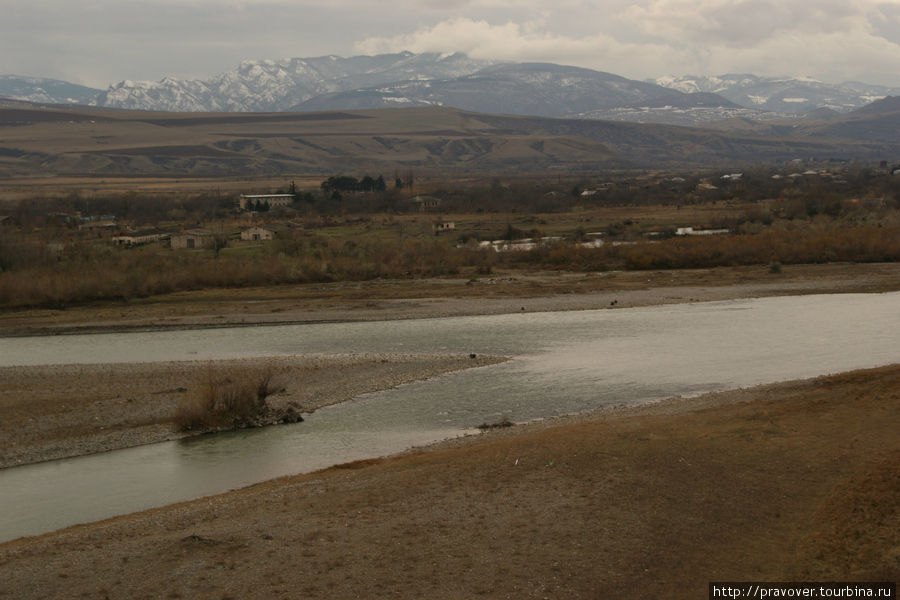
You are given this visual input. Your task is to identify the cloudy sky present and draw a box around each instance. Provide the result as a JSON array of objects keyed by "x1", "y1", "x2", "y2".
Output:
[{"x1": 4, "y1": 0, "x2": 900, "y2": 89}]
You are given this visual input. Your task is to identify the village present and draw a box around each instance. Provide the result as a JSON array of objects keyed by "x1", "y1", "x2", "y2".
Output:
[{"x1": 1, "y1": 162, "x2": 898, "y2": 311}]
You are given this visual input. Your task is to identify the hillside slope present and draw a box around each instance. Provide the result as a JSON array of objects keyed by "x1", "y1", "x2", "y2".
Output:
[{"x1": 2, "y1": 103, "x2": 898, "y2": 177}]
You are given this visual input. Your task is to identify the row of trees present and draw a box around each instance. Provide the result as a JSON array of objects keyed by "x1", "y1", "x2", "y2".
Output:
[{"x1": 320, "y1": 175, "x2": 388, "y2": 193}]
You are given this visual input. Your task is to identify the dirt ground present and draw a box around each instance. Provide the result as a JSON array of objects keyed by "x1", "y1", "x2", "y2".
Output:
[{"x1": 0, "y1": 365, "x2": 896, "y2": 599}]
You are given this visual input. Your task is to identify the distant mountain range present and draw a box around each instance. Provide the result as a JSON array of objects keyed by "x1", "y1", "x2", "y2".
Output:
[
  {"x1": 0, "y1": 75, "x2": 100, "y2": 105},
  {"x1": 2, "y1": 52, "x2": 899, "y2": 127}
]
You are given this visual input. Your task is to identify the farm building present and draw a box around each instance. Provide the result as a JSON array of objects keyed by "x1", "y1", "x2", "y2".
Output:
[
  {"x1": 238, "y1": 194, "x2": 295, "y2": 210},
  {"x1": 241, "y1": 226, "x2": 277, "y2": 241},
  {"x1": 411, "y1": 195, "x2": 442, "y2": 211},
  {"x1": 112, "y1": 231, "x2": 169, "y2": 247},
  {"x1": 675, "y1": 227, "x2": 730, "y2": 236},
  {"x1": 170, "y1": 229, "x2": 216, "y2": 250},
  {"x1": 78, "y1": 215, "x2": 117, "y2": 231},
  {"x1": 432, "y1": 221, "x2": 456, "y2": 235}
]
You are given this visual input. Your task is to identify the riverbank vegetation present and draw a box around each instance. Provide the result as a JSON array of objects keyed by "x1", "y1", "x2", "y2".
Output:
[
  {"x1": 174, "y1": 366, "x2": 302, "y2": 432},
  {"x1": 1, "y1": 164, "x2": 898, "y2": 309}
]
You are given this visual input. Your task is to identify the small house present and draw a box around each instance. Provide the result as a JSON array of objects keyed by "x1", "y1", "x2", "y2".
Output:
[
  {"x1": 432, "y1": 221, "x2": 456, "y2": 235},
  {"x1": 171, "y1": 229, "x2": 216, "y2": 250},
  {"x1": 241, "y1": 226, "x2": 276, "y2": 241},
  {"x1": 411, "y1": 195, "x2": 441, "y2": 212}
]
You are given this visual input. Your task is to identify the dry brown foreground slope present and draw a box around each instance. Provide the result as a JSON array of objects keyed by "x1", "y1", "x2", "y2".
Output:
[{"x1": 0, "y1": 365, "x2": 897, "y2": 599}]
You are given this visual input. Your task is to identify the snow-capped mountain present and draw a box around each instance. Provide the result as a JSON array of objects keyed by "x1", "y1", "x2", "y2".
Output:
[
  {"x1": 4, "y1": 54, "x2": 899, "y2": 126},
  {"x1": 0, "y1": 75, "x2": 100, "y2": 105},
  {"x1": 91, "y1": 52, "x2": 495, "y2": 112},
  {"x1": 655, "y1": 74, "x2": 900, "y2": 114},
  {"x1": 568, "y1": 91, "x2": 781, "y2": 126},
  {"x1": 294, "y1": 63, "x2": 673, "y2": 117}
]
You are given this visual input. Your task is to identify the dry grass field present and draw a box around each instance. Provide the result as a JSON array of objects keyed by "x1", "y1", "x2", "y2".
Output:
[{"x1": 0, "y1": 105, "x2": 618, "y2": 179}]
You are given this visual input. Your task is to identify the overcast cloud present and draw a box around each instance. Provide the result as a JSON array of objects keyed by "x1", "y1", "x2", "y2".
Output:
[{"x1": 3, "y1": 0, "x2": 900, "y2": 89}]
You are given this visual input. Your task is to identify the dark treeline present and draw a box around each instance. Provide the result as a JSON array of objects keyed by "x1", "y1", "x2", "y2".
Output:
[
  {"x1": 6, "y1": 165, "x2": 899, "y2": 226},
  {"x1": 5, "y1": 192, "x2": 235, "y2": 228},
  {"x1": 320, "y1": 175, "x2": 387, "y2": 193}
]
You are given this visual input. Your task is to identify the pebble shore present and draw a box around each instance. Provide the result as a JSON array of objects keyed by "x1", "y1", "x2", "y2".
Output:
[{"x1": 0, "y1": 353, "x2": 506, "y2": 468}]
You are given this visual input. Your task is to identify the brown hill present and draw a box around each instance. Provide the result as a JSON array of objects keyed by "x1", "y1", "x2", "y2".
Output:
[{"x1": 1, "y1": 103, "x2": 898, "y2": 178}]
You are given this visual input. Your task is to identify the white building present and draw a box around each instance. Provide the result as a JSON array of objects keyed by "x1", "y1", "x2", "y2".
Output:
[{"x1": 239, "y1": 194, "x2": 295, "y2": 210}]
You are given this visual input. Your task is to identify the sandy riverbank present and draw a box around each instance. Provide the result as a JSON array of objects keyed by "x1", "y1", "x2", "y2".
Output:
[
  {"x1": 2, "y1": 262, "x2": 898, "y2": 336},
  {"x1": 0, "y1": 353, "x2": 506, "y2": 468},
  {"x1": 0, "y1": 364, "x2": 896, "y2": 599}
]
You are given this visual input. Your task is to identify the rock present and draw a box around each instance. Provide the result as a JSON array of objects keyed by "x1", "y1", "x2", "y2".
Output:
[{"x1": 279, "y1": 406, "x2": 304, "y2": 424}]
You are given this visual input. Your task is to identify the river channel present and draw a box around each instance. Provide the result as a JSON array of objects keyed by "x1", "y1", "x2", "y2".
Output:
[{"x1": 1, "y1": 292, "x2": 898, "y2": 542}]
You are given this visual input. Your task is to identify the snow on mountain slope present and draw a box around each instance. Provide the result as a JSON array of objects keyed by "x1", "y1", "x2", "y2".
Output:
[
  {"x1": 91, "y1": 52, "x2": 495, "y2": 112},
  {"x1": 0, "y1": 75, "x2": 100, "y2": 105},
  {"x1": 655, "y1": 74, "x2": 900, "y2": 114}
]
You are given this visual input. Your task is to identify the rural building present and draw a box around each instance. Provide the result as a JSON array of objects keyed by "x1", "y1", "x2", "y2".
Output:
[
  {"x1": 241, "y1": 226, "x2": 276, "y2": 241},
  {"x1": 675, "y1": 227, "x2": 730, "y2": 236},
  {"x1": 238, "y1": 194, "x2": 295, "y2": 210},
  {"x1": 411, "y1": 195, "x2": 441, "y2": 211},
  {"x1": 170, "y1": 229, "x2": 216, "y2": 250},
  {"x1": 78, "y1": 215, "x2": 117, "y2": 231},
  {"x1": 112, "y1": 231, "x2": 169, "y2": 247},
  {"x1": 432, "y1": 221, "x2": 456, "y2": 235}
]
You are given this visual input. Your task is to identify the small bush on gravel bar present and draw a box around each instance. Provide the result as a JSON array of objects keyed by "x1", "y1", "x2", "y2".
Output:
[{"x1": 174, "y1": 367, "x2": 281, "y2": 432}]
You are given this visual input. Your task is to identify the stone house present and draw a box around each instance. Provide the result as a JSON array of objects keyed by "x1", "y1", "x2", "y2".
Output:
[
  {"x1": 411, "y1": 195, "x2": 442, "y2": 212},
  {"x1": 432, "y1": 221, "x2": 456, "y2": 235},
  {"x1": 170, "y1": 229, "x2": 216, "y2": 250},
  {"x1": 240, "y1": 226, "x2": 276, "y2": 241}
]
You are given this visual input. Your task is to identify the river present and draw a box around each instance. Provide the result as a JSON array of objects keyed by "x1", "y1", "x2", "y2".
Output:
[{"x1": 0, "y1": 292, "x2": 897, "y2": 542}]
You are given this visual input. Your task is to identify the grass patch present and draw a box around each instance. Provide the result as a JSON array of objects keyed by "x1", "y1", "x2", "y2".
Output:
[
  {"x1": 174, "y1": 366, "x2": 300, "y2": 432},
  {"x1": 477, "y1": 416, "x2": 515, "y2": 431}
]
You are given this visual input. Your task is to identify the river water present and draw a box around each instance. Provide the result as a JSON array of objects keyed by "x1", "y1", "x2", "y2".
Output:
[{"x1": 1, "y1": 292, "x2": 898, "y2": 542}]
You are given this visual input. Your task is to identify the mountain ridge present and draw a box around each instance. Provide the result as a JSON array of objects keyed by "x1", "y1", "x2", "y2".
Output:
[{"x1": 3, "y1": 53, "x2": 899, "y2": 126}]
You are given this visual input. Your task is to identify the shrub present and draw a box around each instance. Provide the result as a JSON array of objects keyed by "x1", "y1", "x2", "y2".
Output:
[{"x1": 174, "y1": 367, "x2": 281, "y2": 432}]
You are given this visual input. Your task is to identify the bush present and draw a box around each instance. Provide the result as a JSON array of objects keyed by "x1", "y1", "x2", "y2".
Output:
[{"x1": 174, "y1": 367, "x2": 282, "y2": 432}]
